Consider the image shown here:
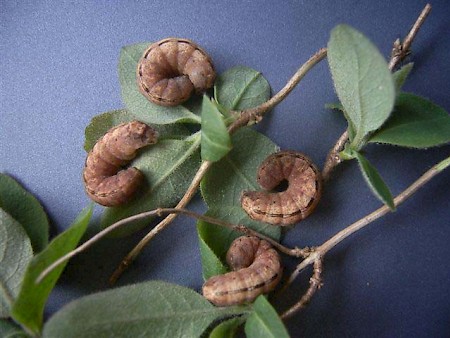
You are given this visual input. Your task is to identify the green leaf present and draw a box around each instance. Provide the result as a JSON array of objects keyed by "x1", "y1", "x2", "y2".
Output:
[
  {"x1": 119, "y1": 43, "x2": 201, "y2": 125},
  {"x1": 209, "y1": 317, "x2": 245, "y2": 338},
  {"x1": 325, "y1": 103, "x2": 356, "y2": 141},
  {"x1": 84, "y1": 109, "x2": 192, "y2": 152},
  {"x1": 214, "y1": 66, "x2": 271, "y2": 111},
  {"x1": 0, "y1": 174, "x2": 49, "y2": 252},
  {"x1": 0, "y1": 319, "x2": 28, "y2": 338},
  {"x1": 392, "y1": 63, "x2": 413, "y2": 94},
  {"x1": 201, "y1": 96, "x2": 232, "y2": 162},
  {"x1": 369, "y1": 93, "x2": 450, "y2": 148},
  {"x1": 197, "y1": 221, "x2": 229, "y2": 280},
  {"x1": 42, "y1": 281, "x2": 242, "y2": 338},
  {"x1": 354, "y1": 152, "x2": 395, "y2": 210},
  {"x1": 244, "y1": 296, "x2": 289, "y2": 338},
  {"x1": 198, "y1": 128, "x2": 281, "y2": 279},
  {"x1": 328, "y1": 24, "x2": 395, "y2": 149},
  {"x1": 0, "y1": 209, "x2": 33, "y2": 318},
  {"x1": 11, "y1": 206, "x2": 92, "y2": 335},
  {"x1": 100, "y1": 135, "x2": 201, "y2": 235}
]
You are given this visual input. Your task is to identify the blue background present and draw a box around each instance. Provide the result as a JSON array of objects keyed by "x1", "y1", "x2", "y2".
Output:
[{"x1": 1, "y1": 1, "x2": 449, "y2": 337}]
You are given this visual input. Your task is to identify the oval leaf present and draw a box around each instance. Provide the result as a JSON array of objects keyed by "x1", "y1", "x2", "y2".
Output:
[
  {"x1": 214, "y1": 66, "x2": 271, "y2": 111},
  {"x1": 244, "y1": 296, "x2": 289, "y2": 338},
  {"x1": 354, "y1": 152, "x2": 395, "y2": 210},
  {"x1": 0, "y1": 209, "x2": 33, "y2": 318},
  {"x1": 84, "y1": 109, "x2": 191, "y2": 152},
  {"x1": 201, "y1": 96, "x2": 232, "y2": 162},
  {"x1": 42, "y1": 281, "x2": 241, "y2": 338},
  {"x1": 369, "y1": 93, "x2": 450, "y2": 148},
  {"x1": 11, "y1": 206, "x2": 92, "y2": 335},
  {"x1": 100, "y1": 136, "x2": 201, "y2": 235},
  {"x1": 0, "y1": 174, "x2": 49, "y2": 252},
  {"x1": 119, "y1": 43, "x2": 201, "y2": 125},
  {"x1": 328, "y1": 24, "x2": 395, "y2": 148}
]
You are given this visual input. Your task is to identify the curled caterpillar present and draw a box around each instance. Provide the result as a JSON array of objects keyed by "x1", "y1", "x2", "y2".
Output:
[
  {"x1": 137, "y1": 38, "x2": 216, "y2": 107},
  {"x1": 202, "y1": 236, "x2": 282, "y2": 306},
  {"x1": 83, "y1": 121, "x2": 158, "y2": 207},
  {"x1": 241, "y1": 150, "x2": 322, "y2": 226}
]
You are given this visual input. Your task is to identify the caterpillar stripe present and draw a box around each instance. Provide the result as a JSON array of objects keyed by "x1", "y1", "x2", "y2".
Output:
[
  {"x1": 137, "y1": 38, "x2": 216, "y2": 107},
  {"x1": 83, "y1": 121, "x2": 158, "y2": 207},
  {"x1": 202, "y1": 236, "x2": 282, "y2": 306},
  {"x1": 241, "y1": 150, "x2": 322, "y2": 226}
]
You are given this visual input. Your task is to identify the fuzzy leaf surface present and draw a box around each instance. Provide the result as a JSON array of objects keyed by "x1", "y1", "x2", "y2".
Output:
[
  {"x1": 369, "y1": 93, "x2": 450, "y2": 148},
  {"x1": 214, "y1": 66, "x2": 271, "y2": 111},
  {"x1": 354, "y1": 152, "x2": 395, "y2": 210},
  {"x1": 84, "y1": 110, "x2": 191, "y2": 152},
  {"x1": 100, "y1": 135, "x2": 201, "y2": 235},
  {"x1": 11, "y1": 206, "x2": 92, "y2": 335},
  {"x1": 42, "y1": 281, "x2": 241, "y2": 338},
  {"x1": 0, "y1": 209, "x2": 33, "y2": 318},
  {"x1": 201, "y1": 96, "x2": 232, "y2": 162},
  {"x1": 328, "y1": 24, "x2": 395, "y2": 148},
  {"x1": 198, "y1": 128, "x2": 280, "y2": 279},
  {"x1": 244, "y1": 296, "x2": 289, "y2": 338},
  {"x1": 0, "y1": 174, "x2": 49, "y2": 252},
  {"x1": 119, "y1": 43, "x2": 201, "y2": 124}
]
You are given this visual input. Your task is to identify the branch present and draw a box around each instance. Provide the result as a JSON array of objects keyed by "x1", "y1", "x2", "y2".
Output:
[
  {"x1": 36, "y1": 206, "x2": 304, "y2": 284},
  {"x1": 281, "y1": 258, "x2": 323, "y2": 319},
  {"x1": 388, "y1": 4, "x2": 432, "y2": 71},
  {"x1": 110, "y1": 47, "x2": 328, "y2": 283},
  {"x1": 322, "y1": 3, "x2": 432, "y2": 178},
  {"x1": 227, "y1": 48, "x2": 327, "y2": 134},
  {"x1": 282, "y1": 155, "x2": 450, "y2": 316}
]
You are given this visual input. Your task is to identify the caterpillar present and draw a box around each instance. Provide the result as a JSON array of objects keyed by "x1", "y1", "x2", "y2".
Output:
[
  {"x1": 241, "y1": 150, "x2": 322, "y2": 226},
  {"x1": 202, "y1": 236, "x2": 282, "y2": 306},
  {"x1": 83, "y1": 121, "x2": 158, "y2": 207},
  {"x1": 137, "y1": 38, "x2": 216, "y2": 107}
]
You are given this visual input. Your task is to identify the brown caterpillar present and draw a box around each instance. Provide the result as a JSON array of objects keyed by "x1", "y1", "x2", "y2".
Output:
[
  {"x1": 202, "y1": 236, "x2": 282, "y2": 306},
  {"x1": 83, "y1": 121, "x2": 158, "y2": 207},
  {"x1": 137, "y1": 38, "x2": 216, "y2": 107},
  {"x1": 241, "y1": 150, "x2": 322, "y2": 226}
]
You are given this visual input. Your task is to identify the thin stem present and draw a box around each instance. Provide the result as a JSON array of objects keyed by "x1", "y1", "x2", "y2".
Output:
[
  {"x1": 388, "y1": 4, "x2": 432, "y2": 71},
  {"x1": 285, "y1": 155, "x2": 449, "y2": 290},
  {"x1": 110, "y1": 47, "x2": 328, "y2": 283},
  {"x1": 321, "y1": 130, "x2": 348, "y2": 181},
  {"x1": 37, "y1": 206, "x2": 302, "y2": 284},
  {"x1": 281, "y1": 258, "x2": 323, "y2": 319},
  {"x1": 227, "y1": 48, "x2": 327, "y2": 134},
  {"x1": 322, "y1": 3, "x2": 432, "y2": 178}
]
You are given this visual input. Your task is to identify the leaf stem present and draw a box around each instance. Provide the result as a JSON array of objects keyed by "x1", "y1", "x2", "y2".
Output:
[
  {"x1": 110, "y1": 48, "x2": 328, "y2": 283},
  {"x1": 322, "y1": 3, "x2": 432, "y2": 178},
  {"x1": 282, "y1": 155, "x2": 449, "y2": 317}
]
